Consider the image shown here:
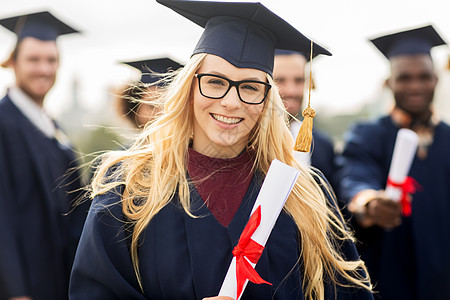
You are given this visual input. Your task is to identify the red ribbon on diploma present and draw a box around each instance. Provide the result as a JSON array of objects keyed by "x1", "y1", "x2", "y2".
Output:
[
  {"x1": 387, "y1": 176, "x2": 421, "y2": 217},
  {"x1": 232, "y1": 205, "x2": 272, "y2": 298}
]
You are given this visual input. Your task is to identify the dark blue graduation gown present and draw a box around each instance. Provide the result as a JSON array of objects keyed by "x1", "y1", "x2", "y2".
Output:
[
  {"x1": 339, "y1": 116, "x2": 450, "y2": 299},
  {"x1": 0, "y1": 95, "x2": 88, "y2": 299},
  {"x1": 311, "y1": 130, "x2": 339, "y2": 195},
  {"x1": 70, "y1": 172, "x2": 373, "y2": 299}
]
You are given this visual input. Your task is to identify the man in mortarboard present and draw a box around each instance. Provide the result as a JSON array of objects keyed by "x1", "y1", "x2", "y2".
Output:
[
  {"x1": 118, "y1": 57, "x2": 183, "y2": 128},
  {"x1": 338, "y1": 25, "x2": 450, "y2": 299},
  {"x1": 273, "y1": 50, "x2": 339, "y2": 194},
  {"x1": 0, "y1": 11, "x2": 87, "y2": 299}
]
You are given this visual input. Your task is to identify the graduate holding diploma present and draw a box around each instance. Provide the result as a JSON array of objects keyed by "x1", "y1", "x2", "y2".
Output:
[
  {"x1": 339, "y1": 25, "x2": 450, "y2": 299},
  {"x1": 69, "y1": 1, "x2": 373, "y2": 299}
]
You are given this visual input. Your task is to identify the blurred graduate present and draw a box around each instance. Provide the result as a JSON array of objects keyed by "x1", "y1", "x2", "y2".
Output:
[
  {"x1": 0, "y1": 11, "x2": 88, "y2": 299},
  {"x1": 117, "y1": 57, "x2": 183, "y2": 129},
  {"x1": 69, "y1": 1, "x2": 373, "y2": 299},
  {"x1": 338, "y1": 25, "x2": 450, "y2": 299},
  {"x1": 273, "y1": 49, "x2": 339, "y2": 195}
]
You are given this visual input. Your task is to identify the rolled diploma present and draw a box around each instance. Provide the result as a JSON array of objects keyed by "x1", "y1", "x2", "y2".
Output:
[
  {"x1": 218, "y1": 159, "x2": 300, "y2": 299},
  {"x1": 385, "y1": 128, "x2": 419, "y2": 201},
  {"x1": 291, "y1": 120, "x2": 311, "y2": 167}
]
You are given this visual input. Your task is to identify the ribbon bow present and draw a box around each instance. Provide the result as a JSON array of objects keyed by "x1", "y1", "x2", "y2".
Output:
[
  {"x1": 387, "y1": 176, "x2": 421, "y2": 217},
  {"x1": 232, "y1": 205, "x2": 272, "y2": 298}
]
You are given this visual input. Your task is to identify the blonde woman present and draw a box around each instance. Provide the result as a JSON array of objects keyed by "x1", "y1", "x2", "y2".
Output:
[{"x1": 70, "y1": 1, "x2": 373, "y2": 299}]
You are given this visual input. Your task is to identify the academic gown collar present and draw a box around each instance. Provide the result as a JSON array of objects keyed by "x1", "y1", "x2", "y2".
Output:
[{"x1": 8, "y1": 87, "x2": 56, "y2": 138}]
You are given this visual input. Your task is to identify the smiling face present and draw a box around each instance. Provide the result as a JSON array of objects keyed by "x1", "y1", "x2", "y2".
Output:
[
  {"x1": 11, "y1": 37, "x2": 59, "y2": 106},
  {"x1": 191, "y1": 54, "x2": 266, "y2": 158},
  {"x1": 388, "y1": 54, "x2": 437, "y2": 119}
]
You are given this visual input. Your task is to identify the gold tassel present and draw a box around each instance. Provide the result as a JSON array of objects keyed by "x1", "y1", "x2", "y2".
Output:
[
  {"x1": 294, "y1": 106, "x2": 315, "y2": 152},
  {"x1": 293, "y1": 41, "x2": 315, "y2": 152}
]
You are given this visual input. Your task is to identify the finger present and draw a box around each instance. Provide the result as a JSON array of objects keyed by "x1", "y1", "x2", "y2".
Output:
[
  {"x1": 378, "y1": 205, "x2": 402, "y2": 218},
  {"x1": 371, "y1": 199, "x2": 402, "y2": 216},
  {"x1": 380, "y1": 215, "x2": 403, "y2": 229},
  {"x1": 377, "y1": 197, "x2": 402, "y2": 209}
]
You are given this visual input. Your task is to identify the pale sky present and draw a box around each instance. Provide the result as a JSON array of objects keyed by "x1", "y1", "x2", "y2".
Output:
[{"x1": 0, "y1": 0, "x2": 449, "y2": 119}]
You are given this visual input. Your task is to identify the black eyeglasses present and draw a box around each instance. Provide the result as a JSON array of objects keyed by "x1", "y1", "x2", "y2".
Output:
[{"x1": 194, "y1": 73, "x2": 271, "y2": 105}]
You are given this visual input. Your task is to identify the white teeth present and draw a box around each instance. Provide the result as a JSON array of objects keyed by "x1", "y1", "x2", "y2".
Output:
[{"x1": 212, "y1": 114, "x2": 242, "y2": 125}]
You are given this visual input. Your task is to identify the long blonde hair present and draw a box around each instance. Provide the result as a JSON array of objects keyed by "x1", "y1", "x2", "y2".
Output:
[{"x1": 91, "y1": 53, "x2": 372, "y2": 299}]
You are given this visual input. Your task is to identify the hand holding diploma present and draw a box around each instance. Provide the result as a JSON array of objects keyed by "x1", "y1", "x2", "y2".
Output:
[
  {"x1": 218, "y1": 159, "x2": 300, "y2": 300},
  {"x1": 365, "y1": 192, "x2": 403, "y2": 229},
  {"x1": 350, "y1": 128, "x2": 420, "y2": 229},
  {"x1": 385, "y1": 128, "x2": 420, "y2": 216}
]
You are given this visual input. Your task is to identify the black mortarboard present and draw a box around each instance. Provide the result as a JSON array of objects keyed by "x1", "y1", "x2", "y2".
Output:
[
  {"x1": 0, "y1": 11, "x2": 78, "y2": 41},
  {"x1": 274, "y1": 49, "x2": 319, "y2": 62},
  {"x1": 370, "y1": 24, "x2": 447, "y2": 59},
  {"x1": 156, "y1": 0, "x2": 331, "y2": 76},
  {"x1": 123, "y1": 58, "x2": 184, "y2": 85}
]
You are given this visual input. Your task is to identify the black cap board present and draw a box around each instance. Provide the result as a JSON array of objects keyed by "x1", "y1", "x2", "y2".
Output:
[
  {"x1": 123, "y1": 57, "x2": 184, "y2": 85},
  {"x1": 156, "y1": 0, "x2": 331, "y2": 76},
  {"x1": 370, "y1": 24, "x2": 447, "y2": 59},
  {"x1": 0, "y1": 10, "x2": 79, "y2": 41}
]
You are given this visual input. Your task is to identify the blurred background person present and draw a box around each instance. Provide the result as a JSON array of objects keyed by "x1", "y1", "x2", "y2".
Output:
[
  {"x1": 273, "y1": 49, "x2": 339, "y2": 193},
  {"x1": 338, "y1": 25, "x2": 450, "y2": 299},
  {"x1": 116, "y1": 57, "x2": 183, "y2": 130},
  {"x1": 82, "y1": 58, "x2": 184, "y2": 182},
  {"x1": 0, "y1": 11, "x2": 88, "y2": 300}
]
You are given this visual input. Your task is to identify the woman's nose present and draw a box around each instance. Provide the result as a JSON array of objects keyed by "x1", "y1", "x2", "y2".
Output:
[{"x1": 220, "y1": 85, "x2": 242, "y2": 109}]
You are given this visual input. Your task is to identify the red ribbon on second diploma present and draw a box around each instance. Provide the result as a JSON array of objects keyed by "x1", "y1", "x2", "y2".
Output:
[
  {"x1": 232, "y1": 205, "x2": 272, "y2": 298},
  {"x1": 387, "y1": 176, "x2": 421, "y2": 217}
]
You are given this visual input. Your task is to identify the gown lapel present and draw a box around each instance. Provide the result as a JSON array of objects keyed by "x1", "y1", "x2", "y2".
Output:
[{"x1": 14, "y1": 102, "x2": 65, "y2": 248}]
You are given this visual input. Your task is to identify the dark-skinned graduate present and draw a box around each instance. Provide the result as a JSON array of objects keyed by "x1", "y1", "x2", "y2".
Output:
[
  {"x1": 0, "y1": 11, "x2": 88, "y2": 300},
  {"x1": 338, "y1": 24, "x2": 450, "y2": 300},
  {"x1": 69, "y1": 1, "x2": 374, "y2": 299}
]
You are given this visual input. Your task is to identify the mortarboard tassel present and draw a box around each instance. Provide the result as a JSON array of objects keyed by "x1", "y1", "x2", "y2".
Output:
[
  {"x1": 447, "y1": 55, "x2": 450, "y2": 70},
  {"x1": 294, "y1": 41, "x2": 315, "y2": 152}
]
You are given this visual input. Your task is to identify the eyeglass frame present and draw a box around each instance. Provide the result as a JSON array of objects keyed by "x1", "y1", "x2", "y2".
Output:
[{"x1": 194, "y1": 73, "x2": 272, "y2": 105}]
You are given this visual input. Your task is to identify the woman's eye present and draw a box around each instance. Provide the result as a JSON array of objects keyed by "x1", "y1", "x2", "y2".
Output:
[
  {"x1": 241, "y1": 84, "x2": 259, "y2": 92},
  {"x1": 207, "y1": 79, "x2": 227, "y2": 86}
]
